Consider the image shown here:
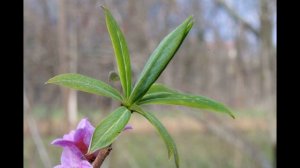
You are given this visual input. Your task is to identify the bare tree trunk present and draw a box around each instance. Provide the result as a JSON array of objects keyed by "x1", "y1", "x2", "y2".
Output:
[
  {"x1": 68, "y1": 0, "x2": 79, "y2": 128},
  {"x1": 259, "y1": 1, "x2": 276, "y2": 166},
  {"x1": 58, "y1": 0, "x2": 78, "y2": 129},
  {"x1": 67, "y1": 89, "x2": 78, "y2": 127},
  {"x1": 58, "y1": 0, "x2": 68, "y2": 129},
  {"x1": 214, "y1": 0, "x2": 276, "y2": 165},
  {"x1": 259, "y1": 0, "x2": 275, "y2": 99},
  {"x1": 233, "y1": 27, "x2": 249, "y2": 106}
]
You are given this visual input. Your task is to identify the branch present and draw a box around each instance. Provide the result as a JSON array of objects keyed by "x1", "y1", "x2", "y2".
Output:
[
  {"x1": 215, "y1": 0, "x2": 260, "y2": 37},
  {"x1": 92, "y1": 145, "x2": 113, "y2": 168},
  {"x1": 24, "y1": 90, "x2": 52, "y2": 168}
]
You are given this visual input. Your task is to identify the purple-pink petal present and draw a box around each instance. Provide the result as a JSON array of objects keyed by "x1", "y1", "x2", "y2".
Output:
[
  {"x1": 76, "y1": 118, "x2": 95, "y2": 146},
  {"x1": 52, "y1": 118, "x2": 133, "y2": 168},
  {"x1": 51, "y1": 139, "x2": 74, "y2": 148},
  {"x1": 52, "y1": 118, "x2": 95, "y2": 167},
  {"x1": 77, "y1": 118, "x2": 94, "y2": 131},
  {"x1": 54, "y1": 147, "x2": 92, "y2": 168},
  {"x1": 124, "y1": 125, "x2": 133, "y2": 131},
  {"x1": 62, "y1": 130, "x2": 76, "y2": 141}
]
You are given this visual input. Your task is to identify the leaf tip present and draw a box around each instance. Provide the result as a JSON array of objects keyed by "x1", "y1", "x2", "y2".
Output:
[
  {"x1": 45, "y1": 77, "x2": 55, "y2": 84},
  {"x1": 226, "y1": 108, "x2": 235, "y2": 119},
  {"x1": 183, "y1": 15, "x2": 194, "y2": 34},
  {"x1": 175, "y1": 156, "x2": 180, "y2": 168},
  {"x1": 188, "y1": 16, "x2": 194, "y2": 25},
  {"x1": 167, "y1": 151, "x2": 172, "y2": 160},
  {"x1": 187, "y1": 15, "x2": 194, "y2": 21},
  {"x1": 101, "y1": 5, "x2": 110, "y2": 15},
  {"x1": 100, "y1": 5, "x2": 107, "y2": 10},
  {"x1": 230, "y1": 113, "x2": 235, "y2": 119}
]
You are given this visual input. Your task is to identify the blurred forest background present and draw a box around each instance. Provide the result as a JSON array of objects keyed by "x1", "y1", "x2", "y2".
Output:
[{"x1": 24, "y1": 0, "x2": 276, "y2": 167}]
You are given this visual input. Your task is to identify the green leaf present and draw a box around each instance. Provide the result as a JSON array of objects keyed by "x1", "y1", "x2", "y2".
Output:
[
  {"x1": 102, "y1": 6, "x2": 132, "y2": 98},
  {"x1": 138, "y1": 83, "x2": 235, "y2": 118},
  {"x1": 89, "y1": 106, "x2": 131, "y2": 153},
  {"x1": 46, "y1": 73, "x2": 123, "y2": 101},
  {"x1": 132, "y1": 105, "x2": 179, "y2": 168},
  {"x1": 128, "y1": 16, "x2": 194, "y2": 105}
]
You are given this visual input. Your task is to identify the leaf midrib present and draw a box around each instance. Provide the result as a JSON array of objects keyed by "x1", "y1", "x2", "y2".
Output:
[
  {"x1": 53, "y1": 78, "x2": 121, "y2": 100},
  {"x1": 91, "y1": 108, "x2": 128, "y2": 151},
  {"x1": 139, "y1": 96, "x2": 227, "y2": 109},
  {"x1": 116, "y1": 30, "x2": 130, "y2": 96}
]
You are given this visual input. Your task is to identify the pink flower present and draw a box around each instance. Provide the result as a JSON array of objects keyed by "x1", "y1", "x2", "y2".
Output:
[
  {"x1": 52, "y1": 118, "x2": 132, "y2": 168},
  {"x1": 52, "y1": 118, "x2": 95, "y2": 168}
]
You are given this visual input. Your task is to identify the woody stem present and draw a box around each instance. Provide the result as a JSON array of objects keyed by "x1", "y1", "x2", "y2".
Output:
[{"x1": 92, "y1": 144, "x2": 112, "y2": 168}]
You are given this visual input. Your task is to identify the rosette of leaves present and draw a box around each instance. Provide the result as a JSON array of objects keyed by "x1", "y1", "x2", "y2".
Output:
[{"x1": 46, "y1": 6, "x2": 234, "y2": 168}]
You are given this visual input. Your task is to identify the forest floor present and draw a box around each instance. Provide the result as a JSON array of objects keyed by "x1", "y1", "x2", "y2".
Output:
[{"x1": 24, "y1": 106, "x2": 274, "y2": 168}]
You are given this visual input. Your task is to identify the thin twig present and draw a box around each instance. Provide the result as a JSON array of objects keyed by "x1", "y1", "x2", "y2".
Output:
[
  {"x1": 24, "y1": 90, "x2": 52, "y2": 168},
  {"x1": 92, "y1": 145, "x2": 113, "y2": 168},
  {"x1": 215, "y1": 0, "x2": 260, "y2": 37}
]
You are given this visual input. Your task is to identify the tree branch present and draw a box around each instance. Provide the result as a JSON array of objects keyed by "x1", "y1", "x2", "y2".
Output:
[
  {"x1": 215, "y1": 0, "x2": 260, "y2": 37},
  {"x1": 92, "y1": 145, "x2": 113, "y2": 168},
  {"x1": 24, "y1": 90, "x2": 52, "y2": 168}
]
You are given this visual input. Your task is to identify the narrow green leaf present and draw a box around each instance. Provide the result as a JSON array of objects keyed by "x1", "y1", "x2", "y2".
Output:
[
  {"x1": 128, "y1": 16, "x2": 194, "y2": 105},
  {"x1": 138, "y1": 83, "x2": 235, "y2": 118},
  {"x1": 46, "y1": 73, "x2": 123, "y2": 101},
  {"x1": 102, "y1": 6, "x2": 132, "y2": 98},
  {"x1": 132, "y1": 105, "x2": 179, "y2": 168},
  {"x1": 89, "y1": 106, "x2": 131, "y2": 153}
]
